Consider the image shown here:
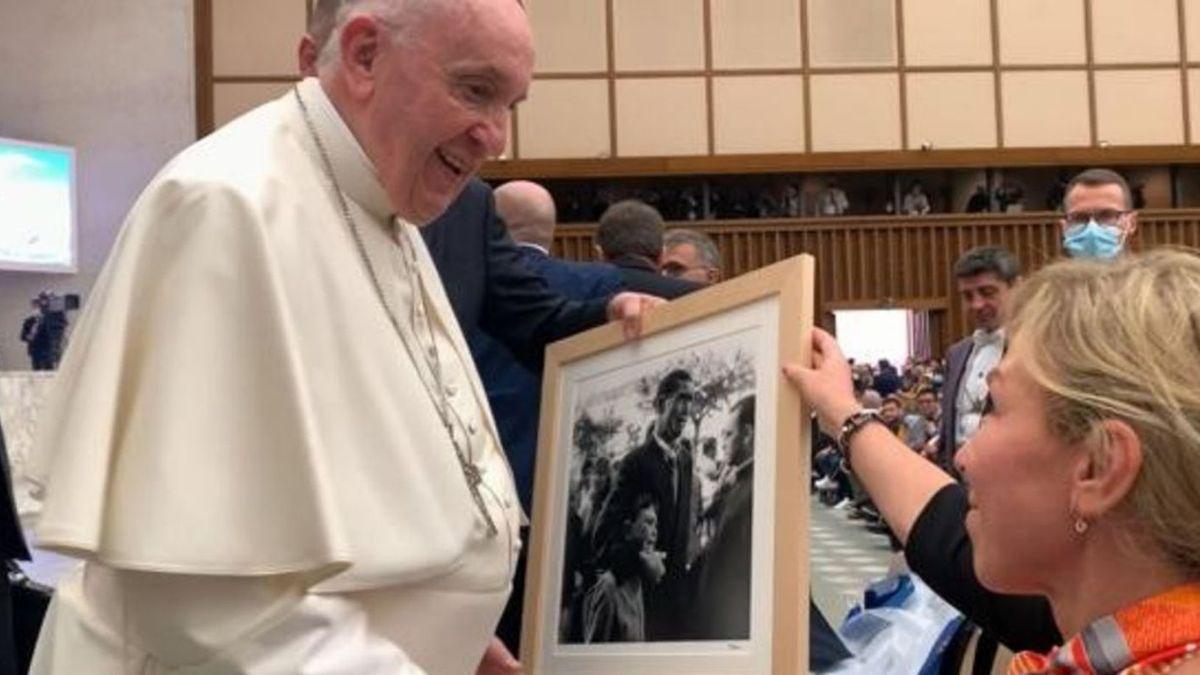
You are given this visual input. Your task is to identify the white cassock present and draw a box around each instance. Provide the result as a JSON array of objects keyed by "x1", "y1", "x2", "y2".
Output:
[{"x1": 26, "y1": 78, "x2": 523, "y2": 674}]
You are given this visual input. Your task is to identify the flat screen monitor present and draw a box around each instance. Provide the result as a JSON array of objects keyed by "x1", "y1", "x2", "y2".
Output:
[{"x1": 0, "y1": 136, "x2": 78, "y2": 273}]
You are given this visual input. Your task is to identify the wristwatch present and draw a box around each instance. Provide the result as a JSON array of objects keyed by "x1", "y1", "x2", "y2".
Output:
[{"x1": 836, "y1": 408, "x2": 885, "y2": 469}]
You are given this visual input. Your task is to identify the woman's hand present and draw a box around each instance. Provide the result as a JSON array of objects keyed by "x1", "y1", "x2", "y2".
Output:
[{"x1": 783, "y1": 328, "x2": 861, "y2": 437}]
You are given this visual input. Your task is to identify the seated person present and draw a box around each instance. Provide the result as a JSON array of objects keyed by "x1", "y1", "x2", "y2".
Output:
[
  {"x1": 786, "y1": 249, "x2": 1200, "y2": 672},
  {"x1": 879, "y1": 395, "x2": 908, "y2": 443}
]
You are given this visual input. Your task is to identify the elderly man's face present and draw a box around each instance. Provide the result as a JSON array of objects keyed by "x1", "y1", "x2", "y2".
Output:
[{"x1": 360, "y1": 0, "x2": 533, "y2": 223}]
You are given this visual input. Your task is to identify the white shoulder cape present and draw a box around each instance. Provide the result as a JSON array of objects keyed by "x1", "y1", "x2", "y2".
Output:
[{"x1": 29, "y1": 82, "x2": 510, "y2": 592}]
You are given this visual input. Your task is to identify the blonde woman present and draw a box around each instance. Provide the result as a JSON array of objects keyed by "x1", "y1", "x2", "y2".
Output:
[{"x1": 787, "y1": 249, "x2": 1200, "y2": 674}]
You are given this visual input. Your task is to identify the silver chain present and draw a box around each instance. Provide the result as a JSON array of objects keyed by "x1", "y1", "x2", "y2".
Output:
[{"x1": 293, "y1": 87, "x2": 498, "y2": 538}]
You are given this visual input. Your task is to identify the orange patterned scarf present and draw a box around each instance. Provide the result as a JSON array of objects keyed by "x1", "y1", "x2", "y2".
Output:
[{"x1": 1007, "y1": 584, "x2": 1200, "y2": 674}]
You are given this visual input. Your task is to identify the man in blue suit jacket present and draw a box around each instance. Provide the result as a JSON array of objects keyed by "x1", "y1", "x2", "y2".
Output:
[
  {"x1": 464, "y1": 181, "x2": 623, "y2": 655},
  {"x1": 467, "y1": 181, "x2": 623, "y2": 511},
  {"x1": 422, "y1": 179, "x2": 617, "y2": 372}
]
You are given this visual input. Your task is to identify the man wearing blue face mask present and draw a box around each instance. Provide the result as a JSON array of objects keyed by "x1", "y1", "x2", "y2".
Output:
[{"x1": 1059, "y1": 168, "x2": 1138, "y2": 259}]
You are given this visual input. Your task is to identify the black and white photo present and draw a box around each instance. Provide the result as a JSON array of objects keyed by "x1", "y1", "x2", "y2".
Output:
[
  {"x1": 522, "y1": 255, "x2": 814, "y2": 674},
  {"x1": 556, "y1": 342, "x2": 757, "y2": 644}
]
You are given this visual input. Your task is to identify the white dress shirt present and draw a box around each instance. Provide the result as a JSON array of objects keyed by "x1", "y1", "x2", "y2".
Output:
[{"x1": 955, "y1": 328, "x2": 1004, "y2": 448}]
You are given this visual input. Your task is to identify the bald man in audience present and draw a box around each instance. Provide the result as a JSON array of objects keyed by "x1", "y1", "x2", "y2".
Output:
[{"x1": 477, "y1": 180, "x2": 623, "y2": 511}]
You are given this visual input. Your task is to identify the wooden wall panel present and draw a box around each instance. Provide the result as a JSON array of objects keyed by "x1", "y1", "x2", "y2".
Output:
[
  {"x1": 197, "y1": 1, "x2": 1200, "y2": 172},
  {"x1": 553, "y1": 210, "x2": 1200, "y2": 356}
]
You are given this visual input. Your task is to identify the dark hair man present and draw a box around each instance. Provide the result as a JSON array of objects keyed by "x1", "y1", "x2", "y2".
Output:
[
  {"x1": 592, "y1": 369, "x2": 699, "y2": 641},
  {"x1": 936, "y1": 245, "x2": 1021, "y2": 473},
  {"x1": 905, "y1": 386, "x2": 941, "y2": 455},
  {"x1": 597, "y1": 200, "x2": 705, "y2": 300}
]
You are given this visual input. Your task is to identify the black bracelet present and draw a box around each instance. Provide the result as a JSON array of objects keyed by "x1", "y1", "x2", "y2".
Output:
[{"x1": 836, "y1": 408, "x2": 885, "y2": 471}]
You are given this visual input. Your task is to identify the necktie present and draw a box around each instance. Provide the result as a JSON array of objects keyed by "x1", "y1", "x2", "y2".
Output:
[{"x1": 666, "y1": 452, "x2": 678, "y2": 506}]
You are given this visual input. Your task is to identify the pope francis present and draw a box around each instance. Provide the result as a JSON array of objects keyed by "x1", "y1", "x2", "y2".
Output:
[{"x1": 25, "y1": 1, "x2": 651, "y2": 673}]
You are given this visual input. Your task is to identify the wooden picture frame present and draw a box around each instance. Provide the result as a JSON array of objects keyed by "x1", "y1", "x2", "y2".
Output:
[{"x1": 521, "y1": 254, "x2": 815, "y2": 674}]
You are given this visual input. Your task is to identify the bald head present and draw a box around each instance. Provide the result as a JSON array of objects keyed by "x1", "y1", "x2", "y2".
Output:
[{"x1": 494, "y1": 181, "x2": 557, "y2": 249}]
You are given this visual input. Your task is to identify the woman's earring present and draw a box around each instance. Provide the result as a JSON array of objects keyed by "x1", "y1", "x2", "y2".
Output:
[{"x1": 1073, "y1": 518, "x2": 1089, "y2": 535}]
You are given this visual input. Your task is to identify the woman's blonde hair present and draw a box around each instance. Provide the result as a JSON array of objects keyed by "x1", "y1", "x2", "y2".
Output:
[{"x1": 1007, "y1": 248, "x2": 1200, "y2": 572}]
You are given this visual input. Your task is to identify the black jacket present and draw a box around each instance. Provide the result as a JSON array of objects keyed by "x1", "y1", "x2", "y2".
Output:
[
  {"x1": 422, "y1": 179, "x2": 611, "y2": 371},
  {"x1": 592, "y1": 432, "x2": 697, "y2": 639},
  {"x1": 608, "y1": 254, "x2": 705, "y2": 300},
  {"x1": 0, "y1": 419, "x2": 30, "y2": 561},
  {"x1": 936, "y1": 337, "x2": 975, "y2": 473}
]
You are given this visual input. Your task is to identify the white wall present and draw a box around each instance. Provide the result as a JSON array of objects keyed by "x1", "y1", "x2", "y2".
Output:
[
  {"x1": 834, "y1": 309, "x2": 912, "y2": 368},
  {"x1": 0, "y1": 0, "x2": 195, "y2": 369}
]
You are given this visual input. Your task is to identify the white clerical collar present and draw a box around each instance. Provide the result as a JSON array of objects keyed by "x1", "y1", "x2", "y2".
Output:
[
  {"x1": 972, "y1": 328, "x2": 1005, "y2": 347},
  {"x1": 297, "y1": 78, "x2": 393, "y2": 222},
  {"x1": 518, "y1": 242, "x2": 550, "y2": 256}
]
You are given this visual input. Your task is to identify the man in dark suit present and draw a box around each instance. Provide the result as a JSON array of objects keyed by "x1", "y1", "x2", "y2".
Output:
[
  {"x1": 693, "y1": 395, "x2": 753, "y2": 640},
  {"x1": 471, "y1": 180, "x2": 624, "y2": 510},
  {"x1": 593, "y1": 369, "x2": 699, "y2": 641},
  {"x1": 596, "y1": 200, "x2": 705, "y2": 300},
  {"x1": 936, "y1": 246, "x2": 1020, "y2": 475},
  {"x1": 423, "y1": 179, "x2": 624, "y2": 371},
  {"x1": 0, "y1": 418, "x2": 33, "y2": 675},
  {"x1": 465, "y1": 180, "x2": 625, "y2": 655}
]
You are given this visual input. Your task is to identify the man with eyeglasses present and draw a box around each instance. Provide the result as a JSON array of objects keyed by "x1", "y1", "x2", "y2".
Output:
[
  {"x1": 661, "y1": 228, "x2": 722, "y2": 285},
  {"x1": 1059, "y1": 168, "x2": 1138, "y2": 259}
]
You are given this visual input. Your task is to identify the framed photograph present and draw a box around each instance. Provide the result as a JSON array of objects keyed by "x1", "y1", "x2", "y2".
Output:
[{"x1": 521, "y1": 255, "x2": 815, "y2": 674}]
